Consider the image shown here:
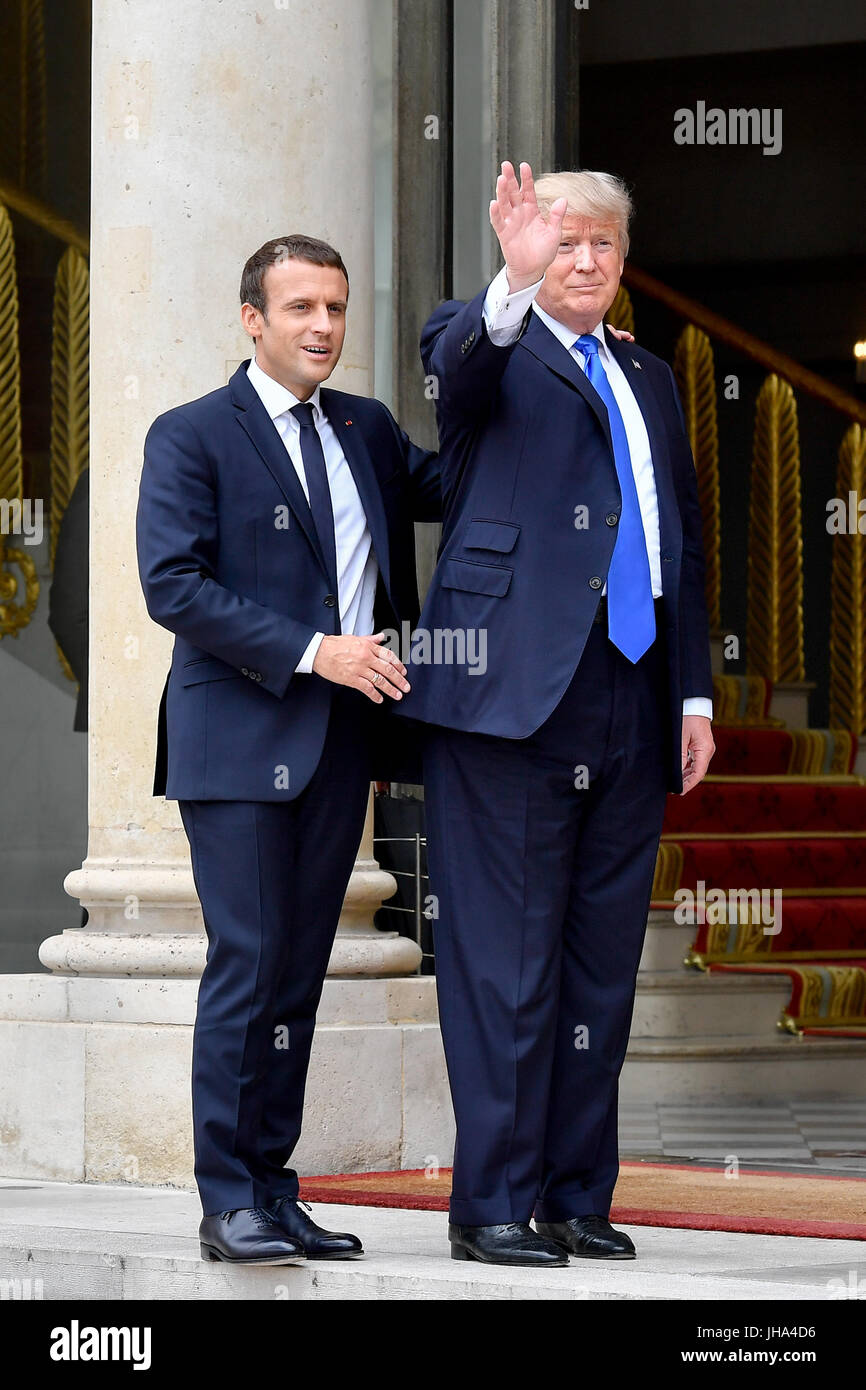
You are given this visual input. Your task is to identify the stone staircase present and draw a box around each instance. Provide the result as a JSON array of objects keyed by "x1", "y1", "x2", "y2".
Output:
[{"x1": 623, "y1": 915, "x2": 866, "y2": 1103}]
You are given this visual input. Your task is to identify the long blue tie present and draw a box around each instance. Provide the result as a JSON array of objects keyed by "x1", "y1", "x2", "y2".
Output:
[{"x1": 575, "y1": 335, "x2": 655, "y2": 663}]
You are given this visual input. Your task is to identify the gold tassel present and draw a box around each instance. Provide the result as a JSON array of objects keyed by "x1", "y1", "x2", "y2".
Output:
[
  {"x1": 674, "y1": 325, "x2": 721, "y2": 630},
  {"x1": 0, "y1": 199, "x2": 38, "y2": 638},
  {"x1": 746, "y1": 375, "x2": 804, "y2": 682},
  {"x1": 829, "y1": 424, "x2": 866, "y2": 735}
]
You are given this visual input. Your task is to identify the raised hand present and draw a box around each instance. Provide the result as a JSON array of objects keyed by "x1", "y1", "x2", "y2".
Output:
[{"x1": 489, "y1": 161, "x2": 567, "y2": 294}]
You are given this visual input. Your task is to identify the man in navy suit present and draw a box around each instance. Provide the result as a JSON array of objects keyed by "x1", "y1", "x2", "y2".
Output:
[
  {"x1": 399, "y1": 164, "x2": 715, "y2": 1266},
  {"x1": 136, "y1": 235, "x2": 439, "y2": 1264}
]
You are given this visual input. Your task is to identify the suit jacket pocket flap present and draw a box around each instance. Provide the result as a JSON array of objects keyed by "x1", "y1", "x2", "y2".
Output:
[
  {"x1": 463, "y1": 519, "x2": 520, "y2": 553},
  {"x1": 180, "y1": 656, "x2": 243, "y2": 686},
  {"x1": 441, "y1": 557, "x2": 513, "y2": 597}
]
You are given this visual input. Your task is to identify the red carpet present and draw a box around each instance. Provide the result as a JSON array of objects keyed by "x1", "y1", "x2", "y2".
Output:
[{"x1": 300, "y1": 1163, "x2": 866, "y2": 1240}]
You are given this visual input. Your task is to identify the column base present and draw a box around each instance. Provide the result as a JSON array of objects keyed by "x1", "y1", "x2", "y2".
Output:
[
  {"x1": 0, "y1": 974, "x2": 453, "y2": 1187},
  {"x1": 38, "y1": 929, "x2": 422, "y2": 978}
]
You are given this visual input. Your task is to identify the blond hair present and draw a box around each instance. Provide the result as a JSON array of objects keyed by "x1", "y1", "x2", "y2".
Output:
[{"x1": 533, "y1": 171, "x2": 633, "y2": 255}]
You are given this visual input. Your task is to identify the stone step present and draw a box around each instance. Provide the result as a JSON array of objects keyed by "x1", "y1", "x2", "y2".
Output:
[
  {"x1": 632, "y1": 970, "x2": 790, "y2": 1039},
  {"x1": 639, "y1": 911, "x2": 695, "y2": 971},
  {"x1": 622, "y1": 1034, "x2": 866, "y2": 1104},
  {"x1": 0, "y1": 1184, "x2": 857, "y2": 1302}
]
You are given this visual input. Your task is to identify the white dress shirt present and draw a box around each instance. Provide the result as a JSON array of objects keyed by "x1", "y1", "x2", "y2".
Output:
[
  {"x1": 482, "y1": 267, "x2": 713, "y2": 721},
  {"x1": 246, "y1": 354, "x2": 378, "y2": 673}
]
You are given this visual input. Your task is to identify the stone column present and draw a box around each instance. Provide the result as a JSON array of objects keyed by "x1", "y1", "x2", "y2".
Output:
[{"x1": 0, "y1": 0, "x2": 453, "y2": 1192}]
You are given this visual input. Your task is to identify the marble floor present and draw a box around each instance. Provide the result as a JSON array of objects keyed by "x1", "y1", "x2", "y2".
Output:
[{"x1": 619, "y1": 1096, "x2": 866, "y2": 1173}]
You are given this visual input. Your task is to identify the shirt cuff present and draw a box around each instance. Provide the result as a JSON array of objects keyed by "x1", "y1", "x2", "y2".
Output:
[
  {"x1": 296, "y1": 631, "x2": 326, "y2": 675},
  {"x1": 683, "y1": 697, "x2": 713, "y2": 720},
  {"x1": 482, "y1": 266, "x2": 545, "y2": 345}
]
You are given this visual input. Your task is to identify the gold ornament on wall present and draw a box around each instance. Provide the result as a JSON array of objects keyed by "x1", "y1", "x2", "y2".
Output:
[
  {"x1": 829, "y1": 424, "x2": 866, "y2": 736},
  {"x1": 49, "y1": 246, "x2": 89, "y2": 681},
  {"x1": 674, "y1": 324, "x2": 721, "y2": 630},
  {"x1": 0, "y1": 198, "x2": 38, "y2": 638},
  {"x1": 746, "y1": 375, "x2": 805, "y2": 683}
]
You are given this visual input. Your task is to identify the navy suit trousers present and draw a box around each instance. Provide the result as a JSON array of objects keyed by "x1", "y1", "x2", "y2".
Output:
[
  {"x1": 179, "y1": 686, "x2": 373, "y2": 1215},
  {"x1": 423, "y1": 598, "x2": 671, "y2": 1226}
]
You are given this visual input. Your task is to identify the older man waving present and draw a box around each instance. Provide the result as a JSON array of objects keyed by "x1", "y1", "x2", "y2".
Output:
[{"x1": 398, "y1": 163, "x2": 715, "y2": 1267}]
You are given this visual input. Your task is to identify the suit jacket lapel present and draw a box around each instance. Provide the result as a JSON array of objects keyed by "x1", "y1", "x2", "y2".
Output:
[
  {"x1": 229, "y1": 361, "x2": 329, "y2": 577},
  {"x1": 518, "y1": 312, "x2": 614, "y2": 456},
  {"x1": 322, "y1": 388, "x2": 392, "y2": 599},
  {"x1": 604, "y1": 330, "x2": 683, "y2": 562}
]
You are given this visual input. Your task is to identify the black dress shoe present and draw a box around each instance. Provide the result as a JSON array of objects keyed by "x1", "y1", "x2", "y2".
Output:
[
  {"x1": 199, "y1": 1207, "x2": 307, "y2": 1264},
  {"x1": 535, "y1": 1215, "x2": 636, "y2": 1259},
  {"x1": 449, "y1": 1222, "x2": 569, "y2": 1266},
  {"x1": 270, "y1": 1197, "x2": 364, "y2": 1259}
]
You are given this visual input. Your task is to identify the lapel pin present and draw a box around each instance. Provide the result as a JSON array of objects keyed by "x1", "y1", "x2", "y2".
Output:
[
  {"x1": 345, "y1": 419, "x2": 353, "y2": 425},
  {"x1": 632, "y1": 360, "x2": 641, "y2": 370}
]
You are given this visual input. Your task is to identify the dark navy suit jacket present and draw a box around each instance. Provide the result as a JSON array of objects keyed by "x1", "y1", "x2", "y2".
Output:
[
  {"x1": 136, "y1": 360, "x2": 439, "y2": 800},
  {"x1": 396, "y1": 287, "x2": 714, "y2": 794}
]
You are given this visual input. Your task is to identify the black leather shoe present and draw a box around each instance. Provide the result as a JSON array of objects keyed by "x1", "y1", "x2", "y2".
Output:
[
  {"x1": 199, "y1": 1207, "x2": 307, "y2": 1264},
  {"x1": 449, "y1": 1222, "x2": 569, "y2": 1266},
  {"x1": 270, "y1": 1197, "x2": 364, "y2": 1258},
  {"x1": 535, "y1": 1215, "x2": 636, "y2": 1259}
]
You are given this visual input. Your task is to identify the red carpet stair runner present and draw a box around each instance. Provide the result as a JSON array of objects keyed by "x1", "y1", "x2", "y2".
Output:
[{"x1": 651, "y1": 675, "x2": 866, "y2": 1038}]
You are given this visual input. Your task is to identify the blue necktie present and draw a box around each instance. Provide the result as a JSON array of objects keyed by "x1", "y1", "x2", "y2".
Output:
[
  {"x1": 290, "y1": 402, "x2": 341, "y2": 632},
  {"x1": 575, "y1": 335, "x2": 655, "y2": 663}
]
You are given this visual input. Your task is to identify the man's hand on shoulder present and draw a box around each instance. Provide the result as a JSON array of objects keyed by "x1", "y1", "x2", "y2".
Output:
[
  {"x1": 606, "y1": 324, "x2": 634, "y2": 342},
  {"x1": 489, "y1": 161, "x2": 567, "y2": 293},
  {"x1": 312, "y1": 632, "x2": 410, "y2": 704}
]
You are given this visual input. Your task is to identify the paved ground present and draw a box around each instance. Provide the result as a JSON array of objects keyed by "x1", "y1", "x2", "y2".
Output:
[{"x1": 0, "y1": 1177, "x2": 864, "y2": 1300}]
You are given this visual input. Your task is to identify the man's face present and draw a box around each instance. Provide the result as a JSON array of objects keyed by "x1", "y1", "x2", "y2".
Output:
[
  {"x1": 535, "y1": 215, "x2": 624, "y2": 335},
  {"x1": 241, "y1": 258, "x2": 348, "y2": 399}
]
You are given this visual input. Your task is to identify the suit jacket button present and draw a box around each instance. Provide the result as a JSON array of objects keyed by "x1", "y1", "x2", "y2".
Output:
[
  {"x1": 468, "y1": 331, "x2": 476, "y2": 344},
  {"x1": 255, "y1": 672, "x2": 263, "y2": 681},
  {"x1": 605, "y1": 513, "x2": 619, "y2": 526},
  {"x1": 241, "y1": 667, "x2": 249, "y2": 676},
  {"x1": 323, "y1": 594, "x2": 336, "y2": 607},
  {"x1": 589, "y1": 576, "x2": 602, "y2": 589}
]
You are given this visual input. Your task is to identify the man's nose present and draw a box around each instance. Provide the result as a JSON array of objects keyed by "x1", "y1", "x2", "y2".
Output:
[{"x1": 573, "y1": 245, "x2": 595, "y2": 270}]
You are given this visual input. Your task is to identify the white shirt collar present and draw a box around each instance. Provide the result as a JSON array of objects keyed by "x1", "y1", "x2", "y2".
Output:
[
  {"x1": 531, "y1": 302, "x2": 607, "y2": 358},
  {"x1": 247, "y1": 353, "x2": 323, "y2": 422}
]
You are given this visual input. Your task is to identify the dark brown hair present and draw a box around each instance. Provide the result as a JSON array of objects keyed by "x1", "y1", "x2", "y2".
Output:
[{"x1": 240, "y1": 235, "x2": 350, "y2": 319}]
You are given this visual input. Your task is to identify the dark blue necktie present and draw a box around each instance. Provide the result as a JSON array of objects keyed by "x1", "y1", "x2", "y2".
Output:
[
  {"x1": 575, "y1": 335, "x2": 655, "y2": 663},
  {"x1": 290, "y1": 402, "x2": 340, "y2": 617}
]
